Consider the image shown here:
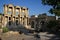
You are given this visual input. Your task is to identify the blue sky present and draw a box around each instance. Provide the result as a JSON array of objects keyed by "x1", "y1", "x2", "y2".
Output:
[{"x1": 0, "y1": 0, "x2": 53, "y2": 16}]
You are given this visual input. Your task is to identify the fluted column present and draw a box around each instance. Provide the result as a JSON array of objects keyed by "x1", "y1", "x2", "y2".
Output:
[
  {"x1": 25, "y1": 18, "x2": 27, "y2": 26},
  {"x1": 12, "y1": 6, "x2": 15, "y2": 22},
  {"x1": 3, "y1": 5, "x2": 8, "y2": 27},
  {"x1": 27, "y1": 17, "x2": 29, "y2": 25},
  {"x1": 2, "y1": 16, "x2": 5, "y2": 27},
  {"x1": 4, "y1": 5, "x2": 8, "y2": 15},
  {"x1": 19, "y1": 7, "x2": 22, "y2": 24},
  {"x1": 21, "y1": 9, "x2": 23, "y2": 25},
  {"x1": 24, "y1": 9, "x2": 28, "y2": 27}
]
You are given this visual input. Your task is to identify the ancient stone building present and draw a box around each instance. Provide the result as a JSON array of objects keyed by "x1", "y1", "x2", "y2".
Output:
[
  {"x1": 29, "y1": 14, "x2": 56, "y2": 31},
  {"x1": 0, "y1": 4, "x2": 30, "y2": 29}
]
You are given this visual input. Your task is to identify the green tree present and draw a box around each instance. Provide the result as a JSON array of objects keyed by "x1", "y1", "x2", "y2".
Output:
[
  {"x1": 42, "y1": 0, "x2": 60, "y2": 16},
  {"x1": 38, "y1": 13, "x2": 47, "y2": 19},
  {"x1": 47, "y1": 20, "x2": 60, "y2": 32}
]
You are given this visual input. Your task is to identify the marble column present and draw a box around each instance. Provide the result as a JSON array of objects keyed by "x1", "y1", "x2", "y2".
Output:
[
  {"x1": 4, "y1": 5, "x2": 8, "y2": 15},
  {"x1": 19, "y1": 7, "x2": 22, "y2": 24}
]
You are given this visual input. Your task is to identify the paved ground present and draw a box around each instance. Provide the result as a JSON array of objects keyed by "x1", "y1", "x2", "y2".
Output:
[
  {"x1": 0, "y1": 28, "x2": 60, "y2": 40},
  {"x1": 0, "y1": 32, "x2": 60, "y2": 40},
  {"x1": 39, "y1": 32, "x2": 60, "y2": 40},
  {"x1": 1, "y1": 32, "x2": 37, "y2": 40}
]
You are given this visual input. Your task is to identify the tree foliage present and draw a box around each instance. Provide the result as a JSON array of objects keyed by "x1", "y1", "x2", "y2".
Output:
[
  {"x1": 42, "y1": 0, "x2": 60, "y2": 16},
  {"x1": 38, "y1": 13, "x2": 47, "y2": 19},
  {"x1": 47, "y1": 20, "x2": 60, "y2": 32}
]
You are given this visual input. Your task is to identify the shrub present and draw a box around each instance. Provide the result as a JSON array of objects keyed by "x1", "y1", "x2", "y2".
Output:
[{"x1": 2, "y1": 27, "x2": 9, "y2": 33}]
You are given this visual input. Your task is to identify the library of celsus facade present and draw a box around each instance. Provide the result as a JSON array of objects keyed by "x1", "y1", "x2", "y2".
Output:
[{"x1": 0, "y1": 4, "x2": 30, "y2": 29}]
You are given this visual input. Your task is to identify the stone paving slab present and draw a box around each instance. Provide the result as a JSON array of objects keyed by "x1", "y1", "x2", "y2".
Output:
[{"x1": 1, "y1": 32, "x2": 60, "y2": 40}]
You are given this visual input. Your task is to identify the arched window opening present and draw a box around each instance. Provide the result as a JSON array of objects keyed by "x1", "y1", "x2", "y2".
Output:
[
  {"x1": 31, "y1": 21, "x2": 34, "y2": 28},
  {"x1": 16, "y1": 20, "x2": 18, "y2": 25},
  {"x1": 9, "y1": 21, "x2": 11, "y2": 26}
]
